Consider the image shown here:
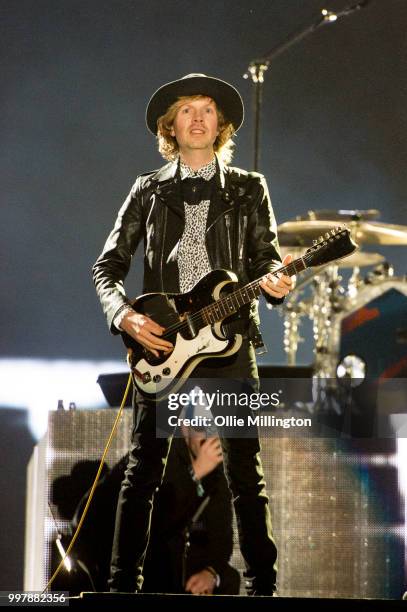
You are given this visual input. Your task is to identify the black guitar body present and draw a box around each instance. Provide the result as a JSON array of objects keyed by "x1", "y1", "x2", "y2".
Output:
[{"x1": 122, "y1": 270, "x2": 243, "y2": 400}]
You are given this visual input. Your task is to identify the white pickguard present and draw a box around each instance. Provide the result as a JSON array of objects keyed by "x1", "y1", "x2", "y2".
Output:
[{"x1": 134, "y1": 324, "x2": 242, "y2": 399}]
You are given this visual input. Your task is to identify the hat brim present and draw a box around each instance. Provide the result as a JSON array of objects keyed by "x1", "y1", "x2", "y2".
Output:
[{"x1": 146, "y1": 75, "x2": 244, "y2": 135}]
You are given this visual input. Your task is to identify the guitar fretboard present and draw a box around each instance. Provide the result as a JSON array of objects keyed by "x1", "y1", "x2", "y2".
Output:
[{"x1": 200, "y1": 258, "x2": 307, "y2": 325}]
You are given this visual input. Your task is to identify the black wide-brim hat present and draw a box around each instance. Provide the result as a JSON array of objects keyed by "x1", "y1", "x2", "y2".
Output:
[{"x1": 146, "y1": 73, "x2": 244, "y2": 135}]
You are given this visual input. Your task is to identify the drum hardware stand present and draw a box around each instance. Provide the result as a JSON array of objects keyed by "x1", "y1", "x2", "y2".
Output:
[
  {"x1": 281, "y1": 269, "x2": 318, "y2": 366},
  {"x1": 347, "y1": 266, "x2": 363, "y2": 298},
  {"x1": 364, "y1": 261, "x2": 394, "y2": 285},
  {"x1": 312, "y1": 265, "x2": 344, "y2": 375},
  {"x1": 281, "y1": 269, "x2": 323, "y2": 365},
  {"x1": 283, "y1": 303, "x2": 307, "y2": 366},
  {"x1": 281, "y1": 264, "x2": 345, "y2": 367},
  {"x1": 243, "y1": 1, "x2": 373, "y2": 171},
  {"x1": 311, "y1": 264, "x2": 349, "y2": 415},
  {"x1": 347, "y1": 261, "x2": 393, "y2": 302}
]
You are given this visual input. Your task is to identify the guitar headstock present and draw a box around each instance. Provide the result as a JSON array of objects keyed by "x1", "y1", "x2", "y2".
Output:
[{"x1": 304, "y1": 226, "x2": 358, "y2": 268}]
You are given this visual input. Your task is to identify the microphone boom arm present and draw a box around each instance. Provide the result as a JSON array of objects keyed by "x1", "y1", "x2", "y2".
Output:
[{"x1": 245, "y1": 0, "x2": 374, "y2": 171}]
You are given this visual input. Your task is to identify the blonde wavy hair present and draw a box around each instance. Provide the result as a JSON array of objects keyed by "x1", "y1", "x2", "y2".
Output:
[{"x1": 157, "y1": 95, "x2": 236, "y2": 165}]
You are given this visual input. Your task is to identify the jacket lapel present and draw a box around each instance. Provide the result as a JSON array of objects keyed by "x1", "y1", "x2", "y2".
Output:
[
  {"x1": 151, "y1": 160, "x2": 184, "y2": 220},
  {"x1": 206, "y1": 156, "x2": 234, "y2": 231}
]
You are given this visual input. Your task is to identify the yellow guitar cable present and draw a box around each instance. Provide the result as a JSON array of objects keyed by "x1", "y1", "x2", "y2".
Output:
[{"x1": 42, "y1": 372, "x2": 133, "y2": 593}]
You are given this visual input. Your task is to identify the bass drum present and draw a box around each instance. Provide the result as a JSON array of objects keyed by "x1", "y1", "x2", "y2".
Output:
[
  {"x1": 335, "y1": 277, "x2": 407, "y2": 437},
  {"x1": 339, "y1": 277, "x2": 407, "y2": 379}
]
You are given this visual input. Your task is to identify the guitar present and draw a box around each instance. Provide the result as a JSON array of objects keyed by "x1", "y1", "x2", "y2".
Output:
[{"x1": 123, "y1": 227, "x2": 357, "y2": 400}]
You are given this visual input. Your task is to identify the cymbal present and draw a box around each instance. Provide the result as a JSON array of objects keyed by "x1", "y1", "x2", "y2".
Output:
[
  {"x1": 336, "y1": 251, "x2": 385, "y2": 268},
  {"x1": 280, "y1": 247, "x2": 385, "y2": 268},
  {"x1": 277, "y1": 220, "x2": 407, "y2": 246},
  {"x1": 295, "y1": 209, "x2": 380, "y2": 222},
  {"x1": 352, "y1": 221, "x2": 407, "y2": 245}
]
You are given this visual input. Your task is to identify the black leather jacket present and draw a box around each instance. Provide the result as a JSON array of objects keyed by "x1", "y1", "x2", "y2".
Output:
[{"x1": 93, "y1": 157, "x2": 283, "y2": 334}]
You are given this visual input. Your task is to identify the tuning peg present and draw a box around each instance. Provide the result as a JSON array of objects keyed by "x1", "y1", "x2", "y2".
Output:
[
  {"x1": 312, "y1": 239, "x2": 317, "y2": 246},
  {"x1": 331, "y1": 229, "x2": 336, "y2": 236},
  {"x1": 318, "y1": 235, "x2": 323, "y2": 242},
  {"x1": 325, "y1": 232, "x2": 331, "y2": 239}
]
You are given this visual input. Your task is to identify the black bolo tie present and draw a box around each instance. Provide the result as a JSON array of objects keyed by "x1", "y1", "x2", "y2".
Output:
[{"x1": 181, "y1": 176, "x2": 215, "y2": 206}]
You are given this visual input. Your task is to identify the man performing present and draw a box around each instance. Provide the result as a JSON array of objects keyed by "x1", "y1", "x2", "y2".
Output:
[{"x1": 93, "y1": 73, "x2": 293, "y2": 595}]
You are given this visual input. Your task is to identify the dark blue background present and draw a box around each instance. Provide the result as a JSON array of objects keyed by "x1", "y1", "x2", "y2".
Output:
[{"x1": 2, "y1": 0, "x2": 406, "y2": 364}]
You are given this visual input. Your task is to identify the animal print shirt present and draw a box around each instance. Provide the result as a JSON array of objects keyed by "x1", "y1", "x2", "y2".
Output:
[{"x1": 178, "y1": 158, "x2": 216, "y2": 292}]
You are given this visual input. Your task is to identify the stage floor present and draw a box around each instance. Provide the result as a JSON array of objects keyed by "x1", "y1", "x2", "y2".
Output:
[{"x1": 69, "y1": 591, "x2": 407, "y2": 610}]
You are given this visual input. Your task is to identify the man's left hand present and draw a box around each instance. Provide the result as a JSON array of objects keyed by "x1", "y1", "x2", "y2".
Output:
[{"x1": 260, "y1": 254, "x2": 293, "y2": 299}]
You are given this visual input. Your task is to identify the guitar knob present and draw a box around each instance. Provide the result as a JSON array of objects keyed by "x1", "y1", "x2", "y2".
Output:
[
  {"x1": 153, "y1": 374, "x2": 162, "y2": 383},
  {"x1": 142, "y1": 372, "x2": 152, "y2": 384},
  {"x1": 163, "y1": 367, "x2": 171, "y2": 375}
]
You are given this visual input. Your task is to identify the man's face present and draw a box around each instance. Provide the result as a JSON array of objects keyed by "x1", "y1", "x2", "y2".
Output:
[{"x1": 170, "y1": 96, "x2": 219, "y2": 156}]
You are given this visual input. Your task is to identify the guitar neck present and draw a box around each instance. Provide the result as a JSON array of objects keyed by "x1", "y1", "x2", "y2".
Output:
[{"x1": 201, "y1": 257, "x2": 308, "y2": 325}]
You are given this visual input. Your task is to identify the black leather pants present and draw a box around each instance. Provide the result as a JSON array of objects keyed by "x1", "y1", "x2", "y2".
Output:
[{"x1": 109, "y1": 341, "x2": 278, "y2": 594}]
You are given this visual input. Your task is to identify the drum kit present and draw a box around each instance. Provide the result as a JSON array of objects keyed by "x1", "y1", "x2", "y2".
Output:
[{"x1": 277, "y1": 209, "x2": 407, "y2": 389}]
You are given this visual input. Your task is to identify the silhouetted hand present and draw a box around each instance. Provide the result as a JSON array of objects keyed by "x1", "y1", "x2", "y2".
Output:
[
  {"x1": 192, "y1": 437, "x2": 223, "y2": 480},
  {"x1": 185, "y1": 568, "x2": 217, "y2": 595}
]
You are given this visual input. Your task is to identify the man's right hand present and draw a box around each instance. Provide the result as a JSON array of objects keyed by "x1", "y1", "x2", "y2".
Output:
[{"x1": 120, "y1": 310, "x2": 173, "y2": 357}]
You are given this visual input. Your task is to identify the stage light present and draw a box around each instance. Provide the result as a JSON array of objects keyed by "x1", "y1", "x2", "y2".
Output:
[
  {"x1": 0, "y1": 358, "x2": 126, "y2": 439},
  {"x1": 322, "y1": 9, "x2": 338, "y2": 22}
]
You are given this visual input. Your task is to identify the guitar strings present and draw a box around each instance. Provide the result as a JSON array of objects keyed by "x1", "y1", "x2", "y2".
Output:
[
  {"x1": 159, "y1": 249, "x2": 319, "y2": 340},
  {"x1": 160, "y1": 248, "x2": 324, "y2": 339}
]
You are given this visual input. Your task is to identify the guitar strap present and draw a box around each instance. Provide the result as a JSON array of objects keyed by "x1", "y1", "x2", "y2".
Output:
[
  {"x1": 248, "y1": 317, "x2": 267, "y2": 355},
  {"x1": 233, "y1": 199, "x2": 267, "y2": 355}
]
